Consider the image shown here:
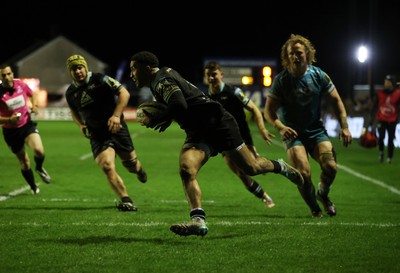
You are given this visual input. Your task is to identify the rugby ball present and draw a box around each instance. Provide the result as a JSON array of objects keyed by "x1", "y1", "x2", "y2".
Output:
[{"x1": 136, "y1": 101, "x2": 169, "y2": 127}]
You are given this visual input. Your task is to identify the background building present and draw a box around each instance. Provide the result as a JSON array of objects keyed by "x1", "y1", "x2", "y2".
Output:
[{"x1": 7, "y1": 35, "x2": 107, "y2": 107}]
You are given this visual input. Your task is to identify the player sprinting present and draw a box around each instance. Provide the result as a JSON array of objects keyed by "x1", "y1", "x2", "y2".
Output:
[{"x1": 130, "y1": 51, "x2": 304, "y2": 237}]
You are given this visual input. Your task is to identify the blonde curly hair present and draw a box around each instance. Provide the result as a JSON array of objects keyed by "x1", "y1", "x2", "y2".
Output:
[{"x1": 280, "y1": 34, "x2": 317, "y2": 69}]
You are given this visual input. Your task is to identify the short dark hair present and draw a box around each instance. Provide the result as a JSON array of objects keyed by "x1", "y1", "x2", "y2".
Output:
[
  {"x1": 0, "y1": 63, "x2": 12, "y2": 70},
  {"x1": 204, "y1": 61, "x2": 222, "y2": 71},
  {"x1": 131, "y1": 51, "x2": 159, "y2": 68}
]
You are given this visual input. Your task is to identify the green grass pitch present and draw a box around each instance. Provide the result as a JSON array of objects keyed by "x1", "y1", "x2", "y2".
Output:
[{"x1": 0, "y1": 120, "x2": 399, "y2": 273}]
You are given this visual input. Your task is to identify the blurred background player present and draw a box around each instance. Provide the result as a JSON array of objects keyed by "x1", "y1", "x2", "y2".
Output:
[
  {"x1": 65, "y1": 55, "x2": 147, "y2": 211},
  {"x1": 203, "y1": 61, "x2": 275, "y2": 208},
  {"x1": 371, "y1": 74, "x2": 400, "y2": 163},
  {"x1": 0, "y1": 64, "x2": 51, "y2": 194}
]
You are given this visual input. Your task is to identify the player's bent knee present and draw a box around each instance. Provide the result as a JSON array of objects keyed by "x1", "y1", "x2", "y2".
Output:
[
  {"x1": 319, "y1": 152, "x2": 337, "y2": 176},
  {"x1": 122, "y1": 157, "x2": 138, "y2": 170},
  {"x1": 179, "y1": 166, "x2": 197, "y2": 181},
  {"x1": 319, "y1": 152, "x2": 335, "y2": 165}
]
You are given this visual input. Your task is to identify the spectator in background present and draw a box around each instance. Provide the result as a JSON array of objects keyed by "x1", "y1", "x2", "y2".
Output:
[
  {"x1": 0, "y1": 64, "x2": 51, "y2": 194},
  {"x1": 264, "y1": 34, "x2": 352, "y2": 218},
  {"x1": 203, "y1": 61, "x2": 275, "y2": 208},
  {"x1": 65, "y1": 55, "x2": 147, "y2": 211},
  {"x1": 371, "y1": 74, "x2": 400, "y2": 163}
]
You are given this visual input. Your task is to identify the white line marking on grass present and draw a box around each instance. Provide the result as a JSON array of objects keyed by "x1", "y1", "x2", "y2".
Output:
[
  {"x1": 0, "y1": 196, "x2": 9, "y2": 201},
  {"x1": 41, "y1": 198, "x2": 114, "y2": 202},
  {"x1": 214, "y1": 221, "x2": 399, "y2": 228},
  {"x1": 8, "y1": 186, "x2": 31, "y2": 196},
  {"x1": 1, "y1": 221, "x2": 398, "y2": 228},
  {"x1": 337, "y1": 164, "x2": 400, "y2": 195},
  {"x1": 72, "y1": 222, "x2": 167, "y2": 227},
  {"x1": 79, "y1": 153, "x2": 92, "y2": 160},
  {"x1": 35, "y1": 198, "x2": 216, "y2": 203},
  {"x1": 0, "y1": 186, "x2": 31, "y2": 201},
  {"x1": 160, "y1": 200, "x2": 215, "y2": 204}
]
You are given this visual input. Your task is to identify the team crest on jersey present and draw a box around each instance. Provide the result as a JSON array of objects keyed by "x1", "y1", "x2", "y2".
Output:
[{"x1": 80, "y1": 91, "x2": 93, "y2": 107}]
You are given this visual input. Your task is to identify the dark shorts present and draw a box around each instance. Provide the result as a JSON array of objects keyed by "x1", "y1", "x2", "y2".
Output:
[
  {"x1": 240, "y1": 127, "x2": 254, "y2": 146},
  {"x1": 183, "y1": 113, "x2": 244, "y2": 158},
  {"x1": 89, "y1": 122, "x2": 135, "y2": 159},
  {"x1": 2, "y1": 120, "x2": 39, "y2": 153}
]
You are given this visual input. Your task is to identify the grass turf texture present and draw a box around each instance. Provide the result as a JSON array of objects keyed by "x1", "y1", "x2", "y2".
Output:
[{"x1": 0, "y1": 120, "x2": 399, "y2": 273}]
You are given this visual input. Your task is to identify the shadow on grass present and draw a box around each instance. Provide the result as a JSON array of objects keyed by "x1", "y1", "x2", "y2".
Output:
[
  {"x1": 50, "y1": 235, "x2": 239, "y2": 245},
  {"x1": 56, "y1": 236, "x2": 178, "y2": 245}
]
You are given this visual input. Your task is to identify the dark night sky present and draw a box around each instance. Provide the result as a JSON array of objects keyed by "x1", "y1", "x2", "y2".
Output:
[{"x1": 2, "y1": 0, "x2": 399, "y2": 97}]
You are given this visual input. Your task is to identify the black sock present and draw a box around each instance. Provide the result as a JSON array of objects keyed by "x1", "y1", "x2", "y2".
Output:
[
  {"x1": 190, "y1": 208, "x2": 206, "y2": 221},
  {"x1": 21, "y1": 169, "x2": 37, "y2": 189},
  {"x1": 248, "y1": 180, "x2": 265, "y2": 198},
  {"x1": 34, "y1": 156, "x2": 45, "y2": 171},
  {"x1": 121, "y1": 196, "x2": 133, "y2": 203},
  {"x1": 299, "y1": 182, "x2": 320, "y2": 212},
  {"x1": 271, "y1": 160, "x2": 282, "y2": 173}
]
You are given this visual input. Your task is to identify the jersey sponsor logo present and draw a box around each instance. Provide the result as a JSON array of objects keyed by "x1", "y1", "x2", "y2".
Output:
[{"x1": 5, "y1": 94, "x2": 26, "y2": 110}]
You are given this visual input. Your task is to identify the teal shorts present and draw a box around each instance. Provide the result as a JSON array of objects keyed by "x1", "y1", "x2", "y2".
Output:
[{"x1": 283, "y1": 127, "x2": 330, "y2": 152}]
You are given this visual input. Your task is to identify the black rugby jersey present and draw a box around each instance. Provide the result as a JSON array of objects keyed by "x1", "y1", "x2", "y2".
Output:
[
  {"x1": 65, "y1": 72, "x2": 124, "y2": 133},
  {"x1": 207, "y1": 83, "x2": 253, "y2": 145},
  {"x1": 150, "y1": 67, "x2": 228, "y2": 130}
]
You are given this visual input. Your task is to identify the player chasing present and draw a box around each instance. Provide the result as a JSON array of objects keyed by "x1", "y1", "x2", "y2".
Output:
[
  {"x1": 203, "y1": 61, "x2": 276, "y2": 208},
  {"x1": 65, "y1": 55, "x2": 147, "y2": 212},
  {"x1": 264, "y1": 34, "x2": 352, "y2": 217}
]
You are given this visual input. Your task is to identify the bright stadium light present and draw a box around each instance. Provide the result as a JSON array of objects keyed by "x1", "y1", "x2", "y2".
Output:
[
  {"x1": 357, "y1": 45, "x2": 369, "y2": 63},
  {"x1": 241, "y1": 76, "x2": 254, "y2": 85}
]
